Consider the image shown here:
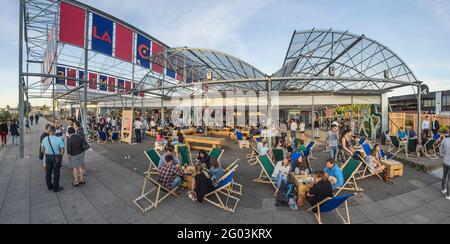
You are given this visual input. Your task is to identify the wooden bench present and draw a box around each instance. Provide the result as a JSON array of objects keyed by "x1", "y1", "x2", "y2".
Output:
[
  {"x1": 208, "y1": 131, "x2": 232, "y2": 137},
  {"x1": 184, "y1": 136, "x2": 226, "y2": 151}
]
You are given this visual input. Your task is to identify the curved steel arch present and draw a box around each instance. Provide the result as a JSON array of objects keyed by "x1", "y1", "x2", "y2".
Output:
[{"x1": 274, "y1": 29, "x2": 419, "y2": 92}]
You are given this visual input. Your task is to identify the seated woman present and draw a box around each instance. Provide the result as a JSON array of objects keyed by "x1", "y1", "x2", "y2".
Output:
[
  {"x1": 156, "y1": 131, "x2": 166, "y2": 145},
  {"x1": 397, "y1": 127, "x2": 407, "y2": 141},
  {"x1": 324, "y1": 159, "x2": 344, "y2": 190},
  {"x1": 271, "y1": 158, "x2": 291, "y2": 197},
  {"x1": 297, "y1": 139, "x2": 306, "y2": 152},
  {"x1": 177, "y1": 129, "x2": 185, "y2": 144},
  {"x1": 158, "y1": 146, "x2": 180, "y2": 168},
  {"x1": 369, "y1": 144, "x2": 393, "y2": 183},
  {"x1": 408, "y1": 129, "x2": 417, "y2": 139},
  {"x1": 295, "y1": 155, "x2": 311, "y2": 176},
  {"x1": 208, "y1": 159, "x2": 225, "y2": 183},
  {"x1": 306, "y1": 171, "x2": 334, "y2": 211},
  {"x1": 259, "y1": 141, "x2": 271, "y2": 158},
  {"x1": 188, "y1": 163, "x2": 214, "y2": 203},
  {"x1": 197, "y1": 150, "x2": 211, "y2": 169}
]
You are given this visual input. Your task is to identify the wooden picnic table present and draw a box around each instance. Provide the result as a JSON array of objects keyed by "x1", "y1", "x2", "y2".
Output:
[
  {"x1": 208, "y1": 130, "x2": 232, "y2": 137},
  {"x1": 184, "y1": 136, "x2": 226, "y2": 151}
]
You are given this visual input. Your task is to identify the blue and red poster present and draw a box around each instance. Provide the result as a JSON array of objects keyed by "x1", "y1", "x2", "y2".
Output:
[
  {"x1": 152, "y1": 42, "x2": 165, "y2": 74},
  {"x1": 92, "y1": 14, "x2": 113, "y2": 56},
  {"x1": 125, "y1": 81, "x2": 132, "y2": 93},
  {"x1": 78, "y1": 70, "x2": 86, "y2": 86},
  {"x1": 99, "y1": 75, "x2": 108, "y2": 91},
  {"x1": 136, "y1": 34, "x2": 151, "y2": 69},
  {"x1": 56, "y1": 66, "x2": 66, "y2": 85},
  {"x1": 117, "y1": 79, "x2": 125, "y2": 93}
]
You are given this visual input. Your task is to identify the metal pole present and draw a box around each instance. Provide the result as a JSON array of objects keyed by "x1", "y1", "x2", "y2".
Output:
[
  {"x1": 52, "y1": 80, "x2": 56, "y2": 122},
  {"x1": 83, "y1": 10, "x2": 89, "y2": 137},
  {"x1": 311, "y1": 95, "x2": 315, "y2": 139},
  {"x1": 18, "y1": 0, "x2": 25, "y2": 159},
  {"x1": 267, "y1": 77, "x2": 273, "y2": 148},
  {"x1": 417, "y1": 83, "x2": 422, "y2": 144},
  {"x1": 160, "y1": 98, "x2": 165, "y2": 128}
]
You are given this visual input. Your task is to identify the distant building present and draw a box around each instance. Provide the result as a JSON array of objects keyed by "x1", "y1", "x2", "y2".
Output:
[{"x1": 389, "y1": 90, "x2": 450, "y2": 115}]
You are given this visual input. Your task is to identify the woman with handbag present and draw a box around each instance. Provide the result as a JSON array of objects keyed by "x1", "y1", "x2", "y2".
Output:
[{"x1": 67, "y1": 127, "x2": 85, "y2": 187}]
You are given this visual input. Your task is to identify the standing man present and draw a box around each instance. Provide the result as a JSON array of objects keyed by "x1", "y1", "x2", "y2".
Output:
[
  {"x1": 432, "y1": 116, "x2": 440, "y2": 136},
  {"x1": 35, "y1": 113, "x2": 40, "y2": 125},
  {"x1": 326, "y1": 125, "x2": 339, "y2": 161},
  {"x1": 134, "y1": 118, "x2": 143, "y2": 143},
  {"x1": 30, "y1": 114, "x2": 34, "y2": 126},
  {"x1": 40, "y1": 124, "x2": 52, "y2": 168},
  {"x1": 439, "y1": 129, "x2": 450, "y2": 200},
  {"x1": 290, "y1": 119, "x2": 298, "y2": 140},
  {"x1": 142, "y1": 117, "x2": 148, "y2": 141},
  {"x1": 422, "y1": 115, "x2": 430, "y2": 142},
  {"x1": 41, "y1": 126, "x2": 65, "y2": 193},
  {"x1": 314, "y1": 116, "x2": 320, "y2": 139}
]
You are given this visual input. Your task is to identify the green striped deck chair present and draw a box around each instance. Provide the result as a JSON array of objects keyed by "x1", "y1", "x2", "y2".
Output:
[
  {"x1": 335, "y1": 158, "x2": 364, "y2": 196},
  {"x1": 293, "y1": 138, "x2": 300, "y2": 150},
  {"x1": 177, "y1": 145, "x2": 192, "y2": 166},
  {"x1": 389, "y1": 135, "x2": 406, "y2": 155},
  {"x1": 422, "y1": 139, "x2": 438, "y2": 159},
  {"x1": 209, "y1": 148, "x2": 224, "y2": 162},
  {"x1": 253, "y1": 155, "x2": 276, "y2": 190},
  {"x1": 406, "y1": 138, "x2": 419, "y2": 159},
  {"x1": 144, "y1": 149, "x2": 162, "y2": 175},
  {"x1": 273, "y1": 148, "x2": 284, "y2": 162}
]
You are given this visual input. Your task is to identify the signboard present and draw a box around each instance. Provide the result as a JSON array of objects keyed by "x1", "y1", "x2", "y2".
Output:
[{"x1": 121, "y1": 110, "x2": 134, "y2": 143}]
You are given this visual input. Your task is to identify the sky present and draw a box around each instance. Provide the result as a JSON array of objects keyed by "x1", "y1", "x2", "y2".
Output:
[{"x1": 1, "y1": 0, "x2": 450, "y2": 108}]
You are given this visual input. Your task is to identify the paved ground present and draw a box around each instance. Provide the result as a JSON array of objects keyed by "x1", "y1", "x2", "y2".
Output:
[{"x1": 1, "y1": 121, "x2": 449, "y2": 224}]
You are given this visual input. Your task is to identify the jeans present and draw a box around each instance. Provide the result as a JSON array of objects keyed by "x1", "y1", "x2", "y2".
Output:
[
  {"x1": 172, "y1": 176, "x2": 183, "y2": 189},
  {"x1": 443, "y1": 164, "x2": 450, "y2": 197},
  {"x1": 329, "y1": 146, "x2": 338, "y2": 160},
  {"x1": 142, "y1": 129, "x2": 147, "y2": 141},
  {"x1": 12, "y1": 135, "x2": 18, "y2": 145},
  {"x1": 314, "y1": 128, "x2": 320, "y2": 138},
  {"x1": 291, "y1": 130, "x2": 297, "y2": 139},
  {"x1": 45, "y1": 155, "x2": 62, "y2": 192},
  {"x1": 135, "y1": 129, "x2": 142, "y2": 143},
  {"x1": 272, "y1": 173, "x2": 288, "y2": 190}
]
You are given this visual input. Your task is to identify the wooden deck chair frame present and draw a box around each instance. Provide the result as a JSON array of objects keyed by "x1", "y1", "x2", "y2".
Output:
[
  {"x1": 247, "y1": 142, "x2": 260, "y2": 166},
  {"x1": 132, "y1": 175, "x2": 180, "y2": 213},
  {"x1": 307, "y1": 194, "x2": 355, "y2": 224},
  {"x1": 110, "y1": 132, "x2": 120, "y2": 143},
  {"x1": 222, "y1": 160, "x2": 243, "y2": 196},
  {"x1": 422, "y1": 139, "x2": 438, "y2": 159},
  {"x1": 177, "y1": 144, "x2": 193, "y2": 166},
  {"x1": 406, "y1": 138, "x2": 420, "y2": 159},
  {"x1": 389, "y1": 136, "x2": 406, "y2": 155},
  {"x1": 335, "y1": 158, "x2": 364, "y2": 196},
  {"x1": 154, "y1": 141, "x2": 167, "y2": 152},
  {"x1": 97, "y1": 131, "x2": 108, "y2": 144},
  {"x1": 356, "y1": 153, "x2": 383, "y2": 181},
  {"x1": 144, "y1": 149, "x2": 162, "y2": 175},
  {"x1": 204, "y1": 171, "x2": 241, "y2": 212},
  {"x1": 209, "y1": 148, "x2": 224, "y2": 164},
  {"x1": 253, "y1": 155, "x2": 276, "y2": 190}
]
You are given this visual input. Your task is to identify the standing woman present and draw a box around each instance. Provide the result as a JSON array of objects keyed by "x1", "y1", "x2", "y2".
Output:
[
  {"x1": 339, "y1": 129, "x2": 354, "y2": 164},
  {"x1": 0, "y1": 121, "x2": 8, "y2": 147},
  {"x1": 25, "y1": 118, "x2": 31, "y2": 133},
  {"x1": 10, "y1": 120, "x2": 19, "y2": 146},
  {"x1": 66, "y1": 127, "x2": 85, "y2": 187}
]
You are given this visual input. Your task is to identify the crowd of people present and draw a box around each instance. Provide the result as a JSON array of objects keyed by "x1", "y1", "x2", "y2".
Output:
[{"x1": 0, "y1": 113, "x2": 40, "y2": 147}]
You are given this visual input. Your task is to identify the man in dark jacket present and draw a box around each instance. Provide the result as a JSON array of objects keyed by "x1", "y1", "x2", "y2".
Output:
[{"x1": 432, "y1": 116, "x2": 440, "y2": 136}]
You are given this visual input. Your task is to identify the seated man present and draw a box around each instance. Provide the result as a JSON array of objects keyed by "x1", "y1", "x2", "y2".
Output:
[
  {"x1": 324, "y1": 159, "x2": 344, "y2": 190},
  {"x1": 408, "y1": 129, "x2": 417, "y2": 139},
  {"x1": 158, "y1": 147, "x2": 180, "y2": 168},
  {"x1": 158, "y1": 155, "x2": 185, "y2": 191},
  {"x1": 397, "y1": 127, "x2": 407, "y2": 141},
  {"x1": 208, "y1": 159, "x2": 225, "y2": 183},
  {"x1": 197, "y1": 150, "x2": 211, "y2": 169},
  {"x1": 306, "y1": 171, "x2": 334, "y2": 210}
]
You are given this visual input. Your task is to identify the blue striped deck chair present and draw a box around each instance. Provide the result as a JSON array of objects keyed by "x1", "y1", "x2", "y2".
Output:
[
  {"x1": 144, "y1": 149, "x2": 162, "y2": 175},
  {"x1": 335, "y1": 158, "x2": 364, "y2": 196},
  {"x1": 204, "y1": 171, "x2": 241, "y2": 212},
  {"x1": 307, "y1": 193, "x2": 355, "y2": 224},
  {"x1": 98, "y1": 131, "x2": 107, "y2": 144},
  {"x1": 380, "y1": 150, "x2": 394, "y2": 160},
  {"x1": 253, "y1": 155, "x2": 276, "y2": 190},
  {"x1": 221, "y1": 160, "x2": 243, "y2": 196},
  {"x1": 236, "y1": 131, "x2": 244, "y2": 141},
  {"x1": 110, "y1": 132, "x2": 120, "y2": 143},
  {"x1": 357, "y1": 144, "x2": 383, "y2": 181},
  {"x1": 358, "y1": 137, "x2": 368, "y2": 146}
]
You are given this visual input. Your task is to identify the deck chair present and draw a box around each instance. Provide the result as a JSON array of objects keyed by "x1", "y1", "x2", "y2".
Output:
[
  {"x1": 389, "y1": 136, "x2": 406, "y2": 155},
  {"x1": 273, "y1": 148, "x2": 284, "y2": 162},
  {"x1": 247, "y1": 141, "x2": 260, "y2": 166},
  {"x1": 292, "y1": 138, "x2": 300, "y2": 150},
  {"x1": 144, "y1": 149, "x2": 162, "y2": 175},
  {"x1": 380, "y1": 149, "x2": 394, "y2": 160},
  {"x1": 98, "y1": 131, "x2": 108, "y2": 144},
  {"x1": 110, "y1": 132, "x2": 120, "y2": 143},
  {"x1": 236, "y1": 131, "x2": 244, "y2": 141},
  {"x1": 357, "y1": 144, "x2": 383, "y2": 181},
  {"x1": 177, "y1": 144, "x2": 193, "y2": 166},
  {"x1": 307, "y1": 193, "x2": 355, "y2": 224},
  {"x1": 253, "y1": 155, "x2": 276, "y2": 190},
  {"x1": 154, "y1": 141, "x2": 167, "y2": 152},
  {"x1": 204, "y1": 171, "x2": 241, "y2": 212},
  {"x1": 358, "y1": 137, "x2": 368, "y2": 146},
  {"x1": 303, "y1": 141, "x2": 317, "y2": 158},
  {"x1": 335, "y1": 158, "x2": 364, "y2": 196},
  {"x1": 222, "y1": 160, "x2": 243, "y2": 196},
  {"x1": 422, "y1": 139, "x2": 438, "y2": 159},
  {"x1": 209, "y1": 148, "x2": 224, "y2": 163},
  {"x1": 406, "y1": 138, "x2": 419, "y2": 159},
  {"x1": 132, "y1": 174, "x2": 180, "y2": 213}
]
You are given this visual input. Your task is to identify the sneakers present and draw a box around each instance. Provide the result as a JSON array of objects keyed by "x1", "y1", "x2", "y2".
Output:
[
  {"x1": 446, "y1": 195, "x2": 450, "y2": 200},
  {"x1": 442, "y1": 189, "x2": 447, "y2": 194}
]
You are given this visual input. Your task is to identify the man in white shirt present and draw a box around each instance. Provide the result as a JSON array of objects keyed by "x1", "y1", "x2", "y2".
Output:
[
  {"x1": 134, "y1": 118, "x2": 143, "y2": 143},
  {"x1": 291, "y1": 120, "x2": 298, "y2": 139},
  {"x1": 422, "y1": 116, "x2": 430, "y2": 141}
]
